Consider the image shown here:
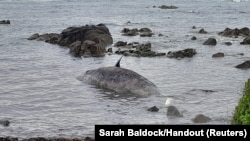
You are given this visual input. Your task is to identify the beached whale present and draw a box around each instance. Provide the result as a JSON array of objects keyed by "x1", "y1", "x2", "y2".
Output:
[{"x1": 77, "y1": 57, "x2": 161, "y2": 97}]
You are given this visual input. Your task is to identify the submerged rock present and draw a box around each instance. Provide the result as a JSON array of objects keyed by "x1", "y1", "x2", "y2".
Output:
[
  {"x1": 167, "y1": 106, "x2": 183, "y2": 117},
  {"x1": 0, "y1": 119, "x2": 10, "y2": 127},
  {"x1": 192, "y1": 114, "x2": 211, "y2": 123}
]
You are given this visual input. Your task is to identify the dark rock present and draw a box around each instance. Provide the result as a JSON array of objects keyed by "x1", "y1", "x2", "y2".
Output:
[
  {"x1": 0, "y1": 137, "x2": 18, "y2": 141},
  {"x1": 167, "y1": 48, "x2": 197, "y2": 58},
  {"x1": 240, "y1": 36, "x2": 250, "y2": 45},
  {"x1": 192, "y1": 26, "x2": 196, "y2": 29},
  {"x1": 158, "y1": 5, "x2": 178, "y2": 9},
  {"x1": 224, "y1": 42, "x2": 232, "y2": 46},
  {"x1": 69, "y1": 41, "x2": 83, "y2": 57},
  {"x1": 235, "y1": 60, "x2": 250, "y2": 69},
  {"x1": 147, "y1": 106, "x2": 159, "y2": 112},
  {"x1": 115, "y1": 42, "x2": 165, "y2": 57},
  {"x1": 192, "y1": 114, "x2": 211, "y2": 123},
  {"x1": 212, "y1": 52, "x2": 224, "y2": 58},
  {"x1": 198, "y1": 28, "x2": 207, "y2": 34},
  {"x1": 28, "y1": 24, "x2": 113, "y2": 57},
  {"x1": 107, "y1": 48, "x2": 113, "y2": 53},
  {"x1": 191, "y1": 36, "x2": 197, "y2": 40},
  {"x1": 114, "y1": 41, "x2": 127, "y2": 47},
  {"x1": 218, "y1": 27, "x2": 250, "y2": 37},
  {"x1": 0, "y1": 20, "x2": 10, "y2": 24},
  {"x1": 121, "y1": 27, "x2": 153, "y2": 37},
  {"x1": 158, "y1": 33, "x2": 164, "y2": 37},
  {"x1": 167, "y1": 106, "x2": 183, "y2": 117},
  {"x1": 203, "y1": 38, "x2": 217, "y2": 46},
  {"x1": 0, "y1": 119, "x2": 10, "y2": 127},
  {"x1": 27, "y1": 33, "x2": 40, "y2": 40}
]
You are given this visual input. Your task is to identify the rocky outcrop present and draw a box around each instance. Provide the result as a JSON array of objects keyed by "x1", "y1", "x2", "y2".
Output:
[
  {"x1": 28, "y1": 24, "x2": 113, "y2": 57},
  {"x1": 218, "y1": 27, "x2": 250, "y2": 38},
  {"x1": 0, "y1": 20, "x2": 10, "y2": 24},
  {"x1": 167, "y1": 48, "x2": 196, "y2": 58},
  {"x1": 115, "y1": 42, "x2": 166, "y2": 57}
]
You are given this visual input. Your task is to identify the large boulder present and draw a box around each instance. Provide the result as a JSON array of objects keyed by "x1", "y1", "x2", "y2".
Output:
[{"x1": 28, "y1": 24, "x2": 113, "y2": 57}]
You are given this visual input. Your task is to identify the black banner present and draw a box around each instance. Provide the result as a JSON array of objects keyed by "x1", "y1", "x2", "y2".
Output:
[{"x1": 95, "y1": 125, "x2": 250, "y2": 141}]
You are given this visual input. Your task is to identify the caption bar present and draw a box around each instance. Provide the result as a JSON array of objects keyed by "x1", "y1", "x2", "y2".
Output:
[{"x1": 95, "y1": 125, "x2": 250, "y2": 140}]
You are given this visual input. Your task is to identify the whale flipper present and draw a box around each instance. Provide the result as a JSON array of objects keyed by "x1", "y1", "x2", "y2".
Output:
[{"x1": 115, "y1": 56, "x2": 123, "y2": 67}]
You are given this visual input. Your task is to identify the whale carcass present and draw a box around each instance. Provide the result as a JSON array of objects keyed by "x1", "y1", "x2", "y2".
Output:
[{"x1": 77, "y1": 57, "x2": 160, "y2": 97}]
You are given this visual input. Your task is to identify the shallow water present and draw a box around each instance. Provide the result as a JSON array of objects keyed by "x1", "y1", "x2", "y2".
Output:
[{"x1": 1, "y1": 0, "x2": 250, "y2": 138}]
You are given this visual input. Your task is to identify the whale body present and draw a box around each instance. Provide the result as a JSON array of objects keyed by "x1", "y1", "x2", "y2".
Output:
[{"x1": 77, "y1": 57, "x2": 160, "y2": 96}]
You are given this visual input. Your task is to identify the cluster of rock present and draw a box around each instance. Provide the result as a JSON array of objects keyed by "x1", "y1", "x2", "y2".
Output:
[
  {"x1": 218, "y1": 27, "x2": 250, "y2": 45},
  {"x1": 218, "y1": 27, "x2": 250, "y2": 38},
  {"x1": 147, "y1": 105, "x2": 211, "y2": 123},
  {"x1": 167, "y1": 48, "x2": 197, "y2": 58},
  {"x1": 28, "y1": 24, "x2": 113, "y2": 57},
  {"x1": 0, "y1": 20, "x2": 10, "y2": 24},
  {"x1": 114, "y1": 41, "x2": 166, "y2": 57},
  {"x1": 121, "y1": 27, "x2": 154, "y2": 37}
]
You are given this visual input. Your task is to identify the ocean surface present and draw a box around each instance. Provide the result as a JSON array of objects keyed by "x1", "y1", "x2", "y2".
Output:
[{"x1": 1, "y1": 0, "x2": 250, "y2": 138}]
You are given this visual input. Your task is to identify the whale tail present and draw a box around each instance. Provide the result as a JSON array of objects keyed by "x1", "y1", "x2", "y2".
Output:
[{"x1": 115, "y1": 56, "x2": 123, "y2": 67}]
